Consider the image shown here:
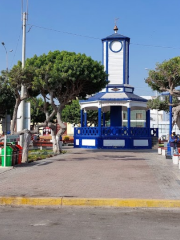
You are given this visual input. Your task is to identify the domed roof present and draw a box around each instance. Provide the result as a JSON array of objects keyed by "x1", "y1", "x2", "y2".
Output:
[{"x1": 102, "y1": 33, "x2": 130, "y2": 41}]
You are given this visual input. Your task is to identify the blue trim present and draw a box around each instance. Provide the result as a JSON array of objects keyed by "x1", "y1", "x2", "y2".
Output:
[
  {"x1": 106, "y1": 41, "x2": 108, "y2": 79},
  {"x1": 169, "y1": 94, "x2": 172, "y2": 136},
  {"x1": 123, "y1": 40, "x2": 126, "y2": 84},
  {"x1": 110, "y1": 106, "x2": 122, "y2": 126},
  {"x1": 146, "y1": 110, "x2": 150, "y2": 129},
  {"x1": 127, "y1": 40, "x2": 130, "y2": 84},
  {"x1": 98, "y1": 108, "x2": 101, "y2": 135},
  {"x1": 101, "y1": 33, "x2": 130, "y2": 41},
  {"x1": 84, "y1": 111, "x2": 87, "y2": 127},
  {"x1": 81, "y1": 109, "x2": 84, "y2": 127},
  {"x1": 74, "y1": 127, "x2": 156, "y2": 149},
  {"x1": 80, "y1": 91, "x2": 148, "y2": 103},
  {"x1": 109, "y1": 40, "x2": 123, "y2": 53},
  {"x1": 81, "y1": 98, "x2": 147, "y2": 102},
  {"x1": 107, "y1": 84, "x2": 133, "y2": 88},
  {"x1": 75, "y1": 127, "x2": 157, "y2": 138},
  {"x1": 74, "y1": 136, "x2": 152, "y2": 149},
  {"x1": 103, "y1": 112, "x2": 106, "y2": 127},
  {"x1": 127, "y1": 108, "x2": 131, "y2": 128}
]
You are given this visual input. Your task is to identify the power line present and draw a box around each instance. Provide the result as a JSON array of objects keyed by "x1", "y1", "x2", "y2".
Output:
[
  {"x1": 27, "y1": 23, "x2": 180, "y2": 50},
  {"x1": 10, "y1": 28, "x2": 22, "y2": 68},
  {"x1": 27, "y1": 24, "x2": 100, "y2": 40},
  {"x1": 131, "y1": 43, "x2": 180, "y2": 50}
]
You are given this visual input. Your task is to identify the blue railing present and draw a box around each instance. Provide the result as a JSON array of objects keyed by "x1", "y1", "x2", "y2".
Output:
[
  {"x1": 150, "y1": 128, "x2": 158, "y2": 138},
  {"x1": 74, "y1": 127, "x2": 158, "y2": 138},
  {"x1": 102, "y1": 127, "x2": 129, "y2": 136},
  {"x1": 74, "y1": 127, "x2": 99, "y2": 136}
]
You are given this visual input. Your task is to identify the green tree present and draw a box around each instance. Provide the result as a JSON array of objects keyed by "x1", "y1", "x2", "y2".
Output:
[
  {"x1": 0, "y1": 72, "x2": 15, "y2": 116},
  {"x1": 0, "y1": 64, "x2": 40, "y2": 163},
  {"x1": 30, "y1": 97, "x2": 56, "y2": 127},
  {"x1": 7, "y1": 63, "x2": 39, "y2": 134},
  {"x1": 62, "y1": 100, "x2": 80, "y2": 125},
  {"x1": 26, "y1": 50, "x2": 107, "y2": 153},
  {"x1": 62, "y1": 99, "x2": 110, "y2": 126},
  {"x1": 147, "y1": 95, "x2": 179, "y2": 112},
  {"x1": 145, "y1": 56, "x2": 180, "y2": 126}
]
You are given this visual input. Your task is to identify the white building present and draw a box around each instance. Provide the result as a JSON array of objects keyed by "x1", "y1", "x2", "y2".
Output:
[{"x1": 141, "y1": 96, "x2": 180, "y2": 139}]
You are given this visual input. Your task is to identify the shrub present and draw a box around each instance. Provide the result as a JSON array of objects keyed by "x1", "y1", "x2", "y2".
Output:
[{"x1": 64, "y1": 136, "x2": 69, "y2": 141}]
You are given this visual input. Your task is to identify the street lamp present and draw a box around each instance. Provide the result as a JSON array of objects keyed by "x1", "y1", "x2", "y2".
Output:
[{"x1": 1, "y1": 42, "x2": 13, "y2": 71}]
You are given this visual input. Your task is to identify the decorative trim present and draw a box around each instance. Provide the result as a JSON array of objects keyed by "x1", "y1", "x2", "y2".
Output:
[
  {"x1": 123, "y1": 40, "x2": 126, "y2": 84},
  {"x1": 109, "y1": 40, "x2": 123, "y2": 53},
  {"x1": 127, "y1": 40, "x2": 130, "y2": 84},
  {"x1": 127, "y1": 108, "x2": 131, "y2": 128},
  {"x1": 82, "y1": 139, "x2": 96, "y2": 146},
  {"x1": 103, "y1": 139, "x2": 125, "y2": 147},
  {"x1": 133, "y1": 139, "x2": 149, "y2": 147},
  {"x1": 109, "y1": 88, "x2": 122, "y2": 92},
  {"x1": 106, "y1": 41, "x2": 108, "y2": 78}
]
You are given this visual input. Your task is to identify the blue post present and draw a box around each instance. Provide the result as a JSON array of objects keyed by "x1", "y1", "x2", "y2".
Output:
[
  {"x1": 127, "y1": 108, "x2": 131, "y2": 129},
  {"x1": 169, "y1": 94, "x2": 173, "y2": 136},
  {"x1": 146, "y1": 109, "x2": 150, "y2": 129},
  {"x1": 84, "y1": 110, "x2": 87, "y2": 127},
  {"x1": 103, "y1": 112, "x2": 106, "y2": 127},
  {"x1": 81, "y1": 109, "x2": 84, "y2": 127},
  {"x1": 110, "y1": 106, "x2": 122, "y2": 126},
  {"x1": 167, "y1": 94, "x2": 173, "y2": 157},
  {"x1": 98, "y1": 107, "x2": 101, "y2": 136}
]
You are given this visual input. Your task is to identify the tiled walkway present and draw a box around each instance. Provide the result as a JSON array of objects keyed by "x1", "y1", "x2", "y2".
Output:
[{"x1": 0, "y1": 147, "x2": 180, "y2": 199}]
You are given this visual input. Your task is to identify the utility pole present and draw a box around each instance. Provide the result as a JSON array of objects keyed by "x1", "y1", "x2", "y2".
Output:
[{"x1": 19, "y1": 11, "x2": 27, "y2": 147}]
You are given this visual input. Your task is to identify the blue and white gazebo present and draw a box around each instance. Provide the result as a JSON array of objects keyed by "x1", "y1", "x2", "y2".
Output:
[{"x1": 74, "y1": 25, "x2": 158, "y2": 149}]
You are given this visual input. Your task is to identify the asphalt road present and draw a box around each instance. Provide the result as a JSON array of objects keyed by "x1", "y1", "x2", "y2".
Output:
[{"x1": 0, "y1": 206, "x2": 180, "y2": 240}]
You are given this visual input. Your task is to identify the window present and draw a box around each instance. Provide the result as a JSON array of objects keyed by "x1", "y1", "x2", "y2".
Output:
[
  {"x1": 136, "y1": 113, "x2": 142, "y2": 119},
  {"x1": 123, "y1": 113, "x2": 126, "y2": 119}
]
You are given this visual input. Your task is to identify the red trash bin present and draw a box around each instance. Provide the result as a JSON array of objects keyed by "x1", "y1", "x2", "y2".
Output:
[
  {"x1": 16, "y1": 145, "x2": 23, "y2": 164},
  {"x1": 8, "y1": 145, "x2": 18, "y2": 166}
]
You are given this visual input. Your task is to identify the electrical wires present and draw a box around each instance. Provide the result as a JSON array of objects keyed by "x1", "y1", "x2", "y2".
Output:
[
  {"x1": 10, "y1": 28, "x2": 22, "y2": 68},
  {"x1": 27, "y1": 23, "x2": 180, "y2": 50},
  {"x1": 27, "y1": 24, "x2": 100, "y2": 40}
]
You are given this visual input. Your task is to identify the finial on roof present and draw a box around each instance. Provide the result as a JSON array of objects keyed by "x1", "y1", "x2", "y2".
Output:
[
  {"x1": 114, "y1": 18, "x2": 119, "y2": 33},
  {"x1": 114, "y1": 25, "x2": 118, "y2": 33}
]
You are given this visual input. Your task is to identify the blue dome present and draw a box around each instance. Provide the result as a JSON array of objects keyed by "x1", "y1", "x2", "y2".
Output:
[{"x1": 101, "y1": 33, "x2": 130, "y2": 42}]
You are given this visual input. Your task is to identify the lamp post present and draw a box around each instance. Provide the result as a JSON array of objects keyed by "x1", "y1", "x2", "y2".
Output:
[{"x1": 1, "y1": 42, "x2": 13, "y2": 71}]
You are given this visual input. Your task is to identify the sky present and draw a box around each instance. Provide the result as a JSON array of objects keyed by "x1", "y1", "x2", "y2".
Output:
[{"x1": 0, "y1": 0, "x2": 180, "y2": 96}]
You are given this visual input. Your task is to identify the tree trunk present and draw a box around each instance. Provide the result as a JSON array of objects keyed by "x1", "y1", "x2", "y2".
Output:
[
  {"x1": 21, "y1": 130, "x2": 31, "y2": 163},
  {"x1": 51, "y1": 128, "x2": 58, "y2": 153},
  {"x1": 172, "y1": 105, "x2": 180, "y2": 129},
  {"x1": 11, "y1": 98, "x2": 20, "y2": 134},
  {"x1": 56, "y1": 110, "x2": 66, "y2": 152}
]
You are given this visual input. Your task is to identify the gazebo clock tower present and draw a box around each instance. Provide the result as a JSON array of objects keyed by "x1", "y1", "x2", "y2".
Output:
[{"x1": 74, "y1": 25, "x2": 158, "y2": 149}]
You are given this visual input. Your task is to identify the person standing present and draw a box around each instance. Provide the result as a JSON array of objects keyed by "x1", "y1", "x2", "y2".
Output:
[{"x1": 169, "y1": 132, "x2": 179, "y2": 156}]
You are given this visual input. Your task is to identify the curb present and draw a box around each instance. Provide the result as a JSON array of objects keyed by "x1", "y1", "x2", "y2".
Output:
[{"x1": 1, "y1": 197, "x2": 180, "y2": 208}]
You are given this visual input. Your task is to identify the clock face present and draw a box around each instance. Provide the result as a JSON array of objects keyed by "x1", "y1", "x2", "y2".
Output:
[{"x1": 110, "y1": 41, "x2": 123, "y2": 52}]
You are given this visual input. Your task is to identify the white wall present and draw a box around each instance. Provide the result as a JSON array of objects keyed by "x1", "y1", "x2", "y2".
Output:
[{"x1": 107, "y1": 42, "x2": 124, "y2": 84}]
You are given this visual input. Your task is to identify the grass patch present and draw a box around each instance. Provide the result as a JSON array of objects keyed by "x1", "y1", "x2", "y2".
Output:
[{"x1": 28, "y1": 149, "x2": 66, "y2": 162}]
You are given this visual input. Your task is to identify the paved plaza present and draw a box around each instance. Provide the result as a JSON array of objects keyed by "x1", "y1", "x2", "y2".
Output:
[{"x1": 0, "y1": 147, "x2": 180, "y2": 200}]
